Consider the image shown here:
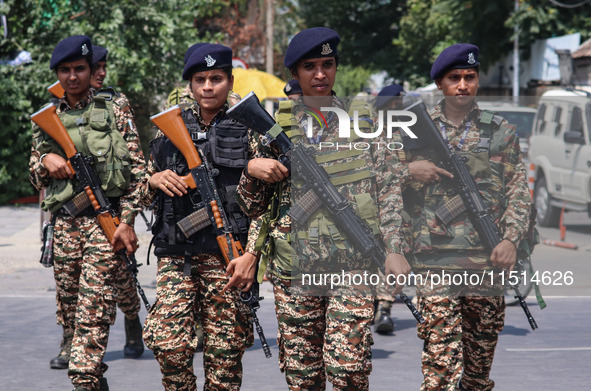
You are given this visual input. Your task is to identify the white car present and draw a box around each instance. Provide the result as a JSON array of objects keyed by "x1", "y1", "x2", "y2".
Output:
[{"x1": 527, "y1": 88, "x2": 591, "y2": 227}]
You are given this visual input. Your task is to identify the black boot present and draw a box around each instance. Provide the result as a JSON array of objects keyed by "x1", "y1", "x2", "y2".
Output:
[
  {"x1": 123, "y1": 316, "x2": 144, "y2": 358},
  {"x1": 374, "y1": 303, "x2": 395, "y2": 335},
  {"x1": 99, "y1": 377, "x2": 109, "y2": 391},
  {"x1": 50, "y1": 331, "x2": 73, "y2": 369}
]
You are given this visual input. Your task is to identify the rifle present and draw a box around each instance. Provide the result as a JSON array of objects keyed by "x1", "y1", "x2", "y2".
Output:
[
  {"x1": 150, "y1": 105, "x2": 272, "y2": 358},
  {"x1": 226, "y1": 92, "x2": 425, "y2": 324},
  {"x1": 48, "y1": 81, "x2": 65, "y2": 99},
  {"x1": 30, "y1": 104, "x2": 152, "y2": 312},
  {"x1": 404, "y1": 99, "x2": 538, "y2": 330}
]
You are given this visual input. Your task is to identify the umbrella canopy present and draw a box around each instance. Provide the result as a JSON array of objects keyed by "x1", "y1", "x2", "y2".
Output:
[{"x1": 232, "y1": 67, "x2": 287, "y2": 101}]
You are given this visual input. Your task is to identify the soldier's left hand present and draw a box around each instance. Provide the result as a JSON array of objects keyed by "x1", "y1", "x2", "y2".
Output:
[
  {"x1": 385, "y1": 253, "x2": 411, "y2": 295},
  {"x1": 490, "y1": 239, "x2": 517, "y2": 270},
  {"x1": 223, "y1": 252, "x2": 257, "y2": 293},
  {"x1": 112, "y1": 222, "x2": 140, "y2": 255}
]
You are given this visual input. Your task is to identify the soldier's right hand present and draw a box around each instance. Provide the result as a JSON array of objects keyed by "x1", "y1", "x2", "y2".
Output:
[
  {"x1": 409, "y1": 160, "x2": 453, "y2": 184},
  {"x1": 246, "y1": 158, "x2": 289, "y2": 183},
  {"x1": 149, "y1": 169, "x2": 188, "y2": 197},
  {"x1": 42, "y1": 153, "x2": 74, "y2": 179},
  {"x1": 385, "y1": 252, "x2": 411, "y2": 295}
]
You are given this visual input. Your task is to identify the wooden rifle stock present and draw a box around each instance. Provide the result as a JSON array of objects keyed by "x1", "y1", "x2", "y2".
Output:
[
  {"x1": 150, "y1": 106, "x2": 199, "y2": 189},
  {"x1": 31, "y1": 105, "x2": 76, "y2": 171},
  {"x1": 48, "y1": 81, "x2": 65, "y2": 99}
]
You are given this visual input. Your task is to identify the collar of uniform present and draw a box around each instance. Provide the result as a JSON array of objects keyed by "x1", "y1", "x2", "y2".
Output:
[
  {"x1": 432, "y1": 99, "x2": 479, "y2": 129},
  {"x1": 57, "y1": 89, "x2": 94, "y2": 112},
  {"x1": 192, "y1": 102, "x2": 229, "y2": 131}
]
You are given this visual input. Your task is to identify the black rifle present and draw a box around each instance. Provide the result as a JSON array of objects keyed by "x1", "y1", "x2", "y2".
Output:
[
  {"x1": 404, "y1": 99, "x2": 538, "y2": 330},
  {"x1": 227, "y1": 92, "x2": 425, "y2": 324},
  {"x1": 31, "y1": 104, "x2": 152, "y2": 313}
]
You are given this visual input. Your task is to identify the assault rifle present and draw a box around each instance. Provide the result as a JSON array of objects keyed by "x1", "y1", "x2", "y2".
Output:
[
  {"x1": 150, "y1": 105, "x2": 272, "y2": 358},
  {"x1": 404, "y1": 99, "x2": 538, "y2": 330},
  {"x1": 30, "y1": 104, "x2": 152, "y2": 312},
  {"x1": 226, "y1": 92, "x2": 425, "y2": 324},
  {"x1": 48, "y1": 81, "x2": 65, "y2": 99}
]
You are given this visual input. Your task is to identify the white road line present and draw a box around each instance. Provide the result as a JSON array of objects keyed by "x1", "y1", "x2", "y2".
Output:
[{"x1": 507, "y1": 347, "x2": 591, "y2": 352}]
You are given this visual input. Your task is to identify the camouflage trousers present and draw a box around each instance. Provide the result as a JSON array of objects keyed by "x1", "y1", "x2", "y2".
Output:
[
  {"x1": 375, "y1": 270, "x2": 395, "y2": 311},
  {"x1": 112, "y1": 258, "x2": 141, "y2": 319},
  {"x1": 269, "y1": 272, "x2": 374, "y2": 391},
  {"x1": 53, "y1": 215, "x2": 120, "y2": 391},
  {"x1": 143, "y1": 254, "x2": 254, "y2": 391},
  {"x1": 415, "y1": 271, "x2": 505, "y2": 391}
]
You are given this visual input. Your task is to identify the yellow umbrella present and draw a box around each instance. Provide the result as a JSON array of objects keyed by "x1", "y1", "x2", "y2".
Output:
[{"x1": 232, "y1": 67, "x2": 287, "y2": 101}]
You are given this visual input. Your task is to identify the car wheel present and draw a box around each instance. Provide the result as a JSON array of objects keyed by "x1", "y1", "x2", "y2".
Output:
[{"x1": 534, "y1": 176, "x2": 561, "y2": 227}]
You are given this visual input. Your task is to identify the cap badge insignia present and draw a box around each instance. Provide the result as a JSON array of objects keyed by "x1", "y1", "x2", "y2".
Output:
[
  {"x1": 81, "y1": 44, "x2": 89, "y2": 56},
  {"x1": 285, "y1": 84, "x2": 292, "y2": 92},
  {"x1": 205, "y1": 55, "x2": 216, "y2": 67},
  {"x1": 321, "y1": 43, "x2": 333, "y2": 56},
  {"x1": 467, "y1": 52, "x2": 476, "y2": 65}
]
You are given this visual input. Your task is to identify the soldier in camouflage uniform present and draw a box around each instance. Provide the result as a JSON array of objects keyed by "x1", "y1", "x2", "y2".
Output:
[
  {"x1": 391, "y1": 44, "x2": 532, "y2": 390},
  {"x1": 90, "y1": 44, "x2": 145, "y2": 359},
  {"x1": 141, "y1": 43, "x2": 254, "y2": 391},
  {"x1": 29, "y1": 35, "x2": 145, "y2": 391},
  {"x1": 236, "y1": 27, "x2": 410, "y2": 390}
]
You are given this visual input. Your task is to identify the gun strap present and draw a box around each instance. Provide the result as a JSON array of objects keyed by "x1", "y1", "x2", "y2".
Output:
[{"x1": 434, "y1": 194, "x2": 467, "y2": 225}]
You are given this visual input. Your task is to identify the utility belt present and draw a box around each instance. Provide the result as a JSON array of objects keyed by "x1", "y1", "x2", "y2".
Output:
[{"x1": 55, "y1": 191, "x2": 120, "y2": 217}]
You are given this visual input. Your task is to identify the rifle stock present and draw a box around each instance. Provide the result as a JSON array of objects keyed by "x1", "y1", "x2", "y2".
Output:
[
  {"x1": 31, "y1": 105, "x2": 77, "y2": 166},
  {"x1": 150, "y1": 106, "x2": 199, "y2": 189},
  {"x1": 48, "y1": 81, "x2": 65, "y2": 99}
]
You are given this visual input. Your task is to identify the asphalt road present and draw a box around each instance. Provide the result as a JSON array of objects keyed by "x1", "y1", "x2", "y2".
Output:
[{"x1": 1, "y1": 204, "x2": 590, "y2": 390}]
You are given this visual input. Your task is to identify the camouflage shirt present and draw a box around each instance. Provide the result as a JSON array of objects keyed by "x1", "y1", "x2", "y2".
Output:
[
  {"x1": 393, "y1": 99, "x2": 531, "y2": 270},
  {"x1": 29, "y1": 89, "x2": 145, "y2": 225},
  {"x1": 237, "y1": 94, "x2": 405, "y2": 277}
]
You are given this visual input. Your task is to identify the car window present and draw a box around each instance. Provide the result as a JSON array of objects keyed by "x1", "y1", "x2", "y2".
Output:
[
  {"x1": 570, "y1": 106, "x2": 583, "y2": 133},
  {"x1": 537, "y1": 103, "x2": 546, "y2": 135},
  {"x1": 554, "y1": 106, "x2": 562, "y2": 137}
]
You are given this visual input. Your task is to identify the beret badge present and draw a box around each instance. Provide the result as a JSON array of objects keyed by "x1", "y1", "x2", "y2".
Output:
[
  {"x1": 321, "y1": 43, "x2": 333, "y2": 56},
  {"x1": 205, "y1": 54, "x2": 216, "y2": 67}
]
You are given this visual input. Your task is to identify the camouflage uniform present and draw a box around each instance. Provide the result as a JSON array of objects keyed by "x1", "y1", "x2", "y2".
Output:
[
  {"x1": 141, "y1": 103, "x2": 254, "y2": 391},
  {"x1": 29, "y1": 89, "x2": 145, "y2": 390},
  {"x1": 394, "y1": 100, "x2": 531, "y2": 390},
  {"x1": 237, "y1": 95, "x2": 405, "y2": 390}
]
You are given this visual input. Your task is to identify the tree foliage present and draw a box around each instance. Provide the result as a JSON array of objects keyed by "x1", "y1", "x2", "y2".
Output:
[{"x1": 0, "y1": 0, "x2": 242, "y2": 203}]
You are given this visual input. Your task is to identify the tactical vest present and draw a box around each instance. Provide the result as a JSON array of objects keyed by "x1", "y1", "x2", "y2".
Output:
[
  {"x1": 150, "y1": 109, "x2": 249, "y2": 257},
  {"x1": 35, "y1": 89, "x2": 132, "y2": 213},
  {"x1": 275, "y1": 99, "x2": 382, "y2": 265},
  {"x1": 403, "y1": 110, "x2": 515, "y2": 260}
]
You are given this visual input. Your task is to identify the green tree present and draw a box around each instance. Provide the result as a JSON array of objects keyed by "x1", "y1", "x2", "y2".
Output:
[{"x1": 0, "y1": 0, "x2": 236, "y2": 204}]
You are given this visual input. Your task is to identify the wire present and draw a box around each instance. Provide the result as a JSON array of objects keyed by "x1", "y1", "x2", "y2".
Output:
[{"x1": 548, "y1": 0, "x2": 591, "y2": 8}]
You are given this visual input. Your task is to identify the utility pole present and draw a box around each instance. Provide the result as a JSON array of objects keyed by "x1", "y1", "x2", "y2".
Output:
[
  {"x1": 265, "y1": 0, "x2": 274, "y2": 114},
  {"x1": 513, "y1": 0, "x2": 520, "y2": 104}
]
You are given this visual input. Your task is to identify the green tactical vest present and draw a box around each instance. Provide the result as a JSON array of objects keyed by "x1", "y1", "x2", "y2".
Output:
[
  {"x1": 35, "y1": 90, "x2": 132, "y2": 213},
  {"x1": 266, "y1": 99, "x2": 382, "y2": 272},
  {"x1": 405, "y1": 110, "x2": 515, "y2": 261}
]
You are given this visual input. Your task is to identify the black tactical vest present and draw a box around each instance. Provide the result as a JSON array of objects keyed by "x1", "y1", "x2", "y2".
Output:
[{"x1": 150, "y1": 109, "x2": 249, "y2": 257}]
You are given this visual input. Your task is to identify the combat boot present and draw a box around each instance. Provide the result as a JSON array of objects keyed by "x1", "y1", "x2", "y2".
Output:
[
  {"x1": 123, "y1": 315, "x2": 144, "y2": 358},
  {"x1": 50, "y1": 331, "x2": 73, "y2": 369},
  {"x1": 374, "y1": 302, "x2": 394, "y2": 335},
  {"x1": 99, "y1": 377, "x2": 109, "y2": 391},
  {"x1": 195, "y1": 322, "x2": 204, "y2": 353}
]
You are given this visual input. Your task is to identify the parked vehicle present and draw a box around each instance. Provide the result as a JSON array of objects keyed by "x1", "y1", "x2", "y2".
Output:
[{"x1": 528, "y1": 88, "x2": 591, "y2": 227}]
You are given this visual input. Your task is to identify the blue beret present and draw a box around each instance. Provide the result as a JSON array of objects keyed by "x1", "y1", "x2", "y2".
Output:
[
  {"x1": 284, "y1": 27, "x2": 340, "y2": 68},
  {"x1": 183, "y1": 43, "x2": 208, "y2": 64},
  {"x1": 92, "y1": 45, "x2": 108, "y2": 64},
  {"x1": 182, "y1": 43, "x2": 233, "y2": 80},
  {"x1": 430, "y1": 43, "x2": 480, "y2": 80},
  {"x1": 375, "y1": 84, "x2": 404, "y2": 109},
  {"x1": 50, "y1": 35, "x2": 93, "y2": 70},
  {"x1": 283, "y1": 79, "x2": 302, "y2": 96}
]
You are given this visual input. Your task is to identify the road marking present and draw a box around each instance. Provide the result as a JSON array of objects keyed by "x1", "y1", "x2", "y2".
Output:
[{"x1": 507, "y1": 347, "x2": 591, "y2": 352}]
